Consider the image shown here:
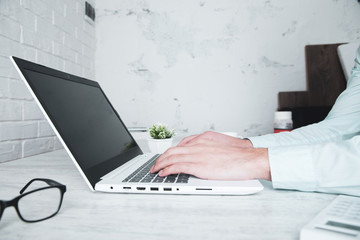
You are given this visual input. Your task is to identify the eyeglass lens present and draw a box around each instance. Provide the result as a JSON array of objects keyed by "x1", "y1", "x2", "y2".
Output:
[{"x1": 18, "y1": 188, "x2": 62, "y2": 222}]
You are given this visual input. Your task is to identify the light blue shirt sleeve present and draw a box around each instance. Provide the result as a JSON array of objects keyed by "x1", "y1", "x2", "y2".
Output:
[
  {"x1": 268, "y1": 136, "x2": 360, "y2": 196},
  {"x1": 248, "y1": 46, "x2": 360, "y2": 196}
]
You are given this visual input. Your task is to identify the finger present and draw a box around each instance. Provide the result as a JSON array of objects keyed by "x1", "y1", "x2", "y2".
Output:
[
  {"x1": 177, "y1": 135, "x2": 198, "y2": 147},
  {"x1": 150, "y1": 145, "x2": 208, "y2": 173},
  {"x1": 158, "y1": 145, "x2": 205, "y2": 162},
  {"x1": 179, "y1": 131, "x2": 221, "y2": 147},
  {"x1": 183, "y1": 138, "x2": 218, "y2": 147},
  {"x1": 177, "y1": 136, "x2": 207, "y2": 148},
  {"x1": 151, "y1": 153, "x2": 192, "y2": 173},
  {"x1": 151, "y1": 151, "x2": 197, "y2": 173},
  {"x1": 158, "y1": 162, "x2": 203, "y2": 179}
]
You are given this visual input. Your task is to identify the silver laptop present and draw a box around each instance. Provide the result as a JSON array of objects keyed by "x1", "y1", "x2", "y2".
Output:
[{"x1": 11, "y1": 56, "x2": 263, "y2": 195}]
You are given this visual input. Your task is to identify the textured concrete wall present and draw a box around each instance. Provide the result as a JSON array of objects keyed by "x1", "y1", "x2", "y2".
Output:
[{"x1": 95, "y1": 0, "x2": 360, "y2": 137}]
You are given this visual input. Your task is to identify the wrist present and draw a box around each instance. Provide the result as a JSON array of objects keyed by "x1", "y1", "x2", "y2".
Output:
[{"x1": 255, "y1": 148, "x2": 271, "y2": 181}]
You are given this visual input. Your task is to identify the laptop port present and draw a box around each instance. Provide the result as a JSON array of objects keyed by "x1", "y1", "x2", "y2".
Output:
[
  {"x1": 123, "y1": 187, "x2": 131, "y2": 190},
  {"x1": 150, "y1": 187, "x2": 159, "y2": 191},
  {"x1": 195, "y1": 188, "x2": 212, "y2": 191},
  {"x1": 136, "y1": 187, "x2": 146, "y2": 190},
  {"x1": 163, "y1": 188, "x2": 172, "y2": 191}
]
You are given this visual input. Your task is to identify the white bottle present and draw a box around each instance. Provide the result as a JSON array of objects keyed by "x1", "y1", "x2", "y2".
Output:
[{"x1": 274, "y1": 111, "x2": 293, "y2": 133}]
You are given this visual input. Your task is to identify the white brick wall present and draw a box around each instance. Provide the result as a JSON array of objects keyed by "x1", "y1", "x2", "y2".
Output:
[{"x1": 0, "y1": 0, "x2": 96, "y2": 163}]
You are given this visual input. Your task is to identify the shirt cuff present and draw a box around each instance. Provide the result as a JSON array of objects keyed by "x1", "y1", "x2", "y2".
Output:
[
  {"x1": 268, "y1": 145, "x2": 317, "y2": 191},
  {"x1": 248, "y1": 134, "x2": 279, "y2": 148}
]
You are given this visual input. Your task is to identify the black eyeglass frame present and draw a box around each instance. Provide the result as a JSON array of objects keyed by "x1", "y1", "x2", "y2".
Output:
[{"x1": 0, "y1": 178, "x2": 67, "y2": 223}]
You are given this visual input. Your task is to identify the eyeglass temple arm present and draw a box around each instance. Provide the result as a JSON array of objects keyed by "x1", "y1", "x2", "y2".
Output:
[{"x1": 19, "y1": 178, "x2": 63, "y2": 194}]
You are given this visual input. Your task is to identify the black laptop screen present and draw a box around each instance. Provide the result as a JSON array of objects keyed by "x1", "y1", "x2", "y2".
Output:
[{"x1": 16, "y1": 58, "x2": 142, "y2": 188}]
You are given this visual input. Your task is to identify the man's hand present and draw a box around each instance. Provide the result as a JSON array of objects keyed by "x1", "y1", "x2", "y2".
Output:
[
  {"x1": 150, "y1": 131, "x2": 271, "y2": 181},
  {"x1": 177, "y1": 131, "x2": 254, "y2": 148}
]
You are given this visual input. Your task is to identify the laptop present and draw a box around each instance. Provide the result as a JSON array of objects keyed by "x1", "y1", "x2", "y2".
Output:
[{"x1": 11, "y1": 56, "x2": 263, "y2": 195}]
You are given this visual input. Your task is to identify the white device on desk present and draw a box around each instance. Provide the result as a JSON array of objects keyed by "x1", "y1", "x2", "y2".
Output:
[
  {"x1": 11, "y1": 56, "x2": 263, "y2": 196},
  {"x1": 300, "y1": 195, "x2": 360, "y2": 240}
]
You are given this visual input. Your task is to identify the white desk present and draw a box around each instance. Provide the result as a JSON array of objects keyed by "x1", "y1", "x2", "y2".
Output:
[{"x1": 0, "y1": 149, "x2": 337, "y2": 239}]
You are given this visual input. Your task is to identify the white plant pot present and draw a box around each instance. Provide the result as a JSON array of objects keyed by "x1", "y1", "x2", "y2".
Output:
[{"x1": 147, "y1": 138, "x2": 173, "y2": 154}]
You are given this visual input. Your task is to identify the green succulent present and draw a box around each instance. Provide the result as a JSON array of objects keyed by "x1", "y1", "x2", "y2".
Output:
[{"x1": 148, "y1": 123, "x2": 175, "y2": 139}]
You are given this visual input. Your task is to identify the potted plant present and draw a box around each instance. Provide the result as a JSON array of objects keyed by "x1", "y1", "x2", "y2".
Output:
[{"x1": 147, "y1": 123, "x2": 175, "y2": 153}]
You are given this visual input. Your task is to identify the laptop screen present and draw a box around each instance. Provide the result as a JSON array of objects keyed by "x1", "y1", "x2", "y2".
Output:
[{"x1": 13, "y1": 57, "x2": 142, "y2": 188}]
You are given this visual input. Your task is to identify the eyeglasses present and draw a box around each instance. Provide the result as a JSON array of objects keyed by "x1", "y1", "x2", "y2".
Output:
[{"x1": 0, "y1": 178, "x2": 66, "y2": 223}]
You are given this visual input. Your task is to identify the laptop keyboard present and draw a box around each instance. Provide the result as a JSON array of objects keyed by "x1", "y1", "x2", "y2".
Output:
[{"x1": 122, "y1": 154, "x2": 189, "y2": 184}]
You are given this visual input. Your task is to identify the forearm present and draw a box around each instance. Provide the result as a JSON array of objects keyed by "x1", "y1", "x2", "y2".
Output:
[
  {"x1": 268, "y1": 135, "x2": 360, "y2": 196},
  {"x1": 249, "y1": 121, "x2": 344, "y2": 148}
]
